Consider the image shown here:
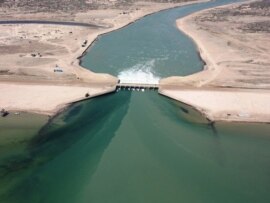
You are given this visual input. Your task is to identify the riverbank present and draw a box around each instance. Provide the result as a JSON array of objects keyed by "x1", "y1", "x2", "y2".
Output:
[
  {"x1": 0, "y1": 82, "x2": 116, "y2": 116},
  {"x1": 0, "y1": 0, "x2": 207, "y2": 116},
  {"x1": 160, "y1": 0, "x2": 270, "y2": 123}
]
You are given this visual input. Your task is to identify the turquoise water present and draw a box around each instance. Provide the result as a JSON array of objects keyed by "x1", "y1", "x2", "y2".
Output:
[
  {"x1": 1, "y1": 0, "x2": 270, "y2": 202},
  {"x1": 1, "y1": 92, "x2": 270, "y2": 203}
]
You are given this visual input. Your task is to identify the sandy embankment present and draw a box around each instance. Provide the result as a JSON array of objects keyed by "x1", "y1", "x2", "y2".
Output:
[
  {"x1": 160, "y1": 0, "x2": 270, "y2": 123},
  {"x1": 0, "y1": 0, "x2": 206, "y2": 116},
  {"x1": 0, "y1": 83, "x2": 114, "y2": 115}
]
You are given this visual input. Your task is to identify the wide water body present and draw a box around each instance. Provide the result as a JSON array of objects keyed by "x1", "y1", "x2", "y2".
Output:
[{"x1": 1, "y1": 0, "x2": 270, "y2": 202}]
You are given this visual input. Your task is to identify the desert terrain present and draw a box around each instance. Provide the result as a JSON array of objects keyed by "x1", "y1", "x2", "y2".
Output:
[
  {"x1": 160, "y1": 0, "x2": 270, "y2": 122},
  {"x1": 0, "y1": 0, "x2": 200, "y2": 115}
]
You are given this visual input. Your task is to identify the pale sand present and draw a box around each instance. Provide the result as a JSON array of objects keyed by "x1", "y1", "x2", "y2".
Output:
[
  {"x1": 0, "y1": 0, "x2": 206, "y2": 116},
  {"x1": 160, "y1": 0, "x2": 270, "y2": 123},
  {"x1": 160, "y1": 88, "x2": 270, "y2": 122},
  {"x1": 0, "y1": 83, "x2": 115, "y2": 115}
]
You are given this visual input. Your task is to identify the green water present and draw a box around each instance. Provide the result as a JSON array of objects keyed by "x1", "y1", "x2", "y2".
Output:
[
  {"x1": 1, "y1": 92, "x2": 270, "y2": 203},
  {"x1": 1, "y1": 0, "x2": 270, "y2": 202},
  {"x1": 0, "y1": 113, "x2": 48, "y2": 161}
]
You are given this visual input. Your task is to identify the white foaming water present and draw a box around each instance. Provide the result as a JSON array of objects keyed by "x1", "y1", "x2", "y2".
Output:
[{"x1": 118, "y1": 59, "x2": 160, "y2": 84}]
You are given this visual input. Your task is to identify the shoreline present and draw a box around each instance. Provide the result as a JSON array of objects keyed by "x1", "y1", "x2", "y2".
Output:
[
  {"x1": 159, "y1": 87, "x2": 270, "y2": 123},
  {"x1": 159, "y1": 0, "x2": 270, "y2": 123},
  {"x1": 0, "y1": 82, "x2": 116, "y2": 116},
  {"x1": 0, "y1": 0, "x2": 208, "y2": 117}
]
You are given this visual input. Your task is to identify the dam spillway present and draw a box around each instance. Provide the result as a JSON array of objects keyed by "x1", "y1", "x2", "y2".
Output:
[{"x1": 116, "y1": 83, "x2": 159, "y2": 91}]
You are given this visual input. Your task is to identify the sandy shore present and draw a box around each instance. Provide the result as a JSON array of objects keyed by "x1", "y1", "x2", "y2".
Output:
[
  {"x1": 160, "y1": 88, "x2": 270, "y2": 122},
  {"x1": 160, "y1": 0, "x2": 270, "y2": 123},
  {"x1": 0, "y1": 83, "x2": 115, "y2": 116},
  {"x1": 0, "y1": 0, "x2": 206, "y2": 116}
]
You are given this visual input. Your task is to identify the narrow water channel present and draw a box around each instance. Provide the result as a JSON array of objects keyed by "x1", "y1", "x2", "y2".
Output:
[{"x1": 0, "y1": 0, "x2": 270, "y2": 202}]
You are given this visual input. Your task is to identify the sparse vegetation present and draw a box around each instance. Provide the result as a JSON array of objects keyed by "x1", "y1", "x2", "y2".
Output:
[
  {"x1": 242, "y1": 21, "x2": 270, "y2": 33},
  {"x1": 195, "y1": 0, "x2": 270, "y2": 33},
  {"x1": 0, "y1": 0, "x2": 191, "y2": 12}
]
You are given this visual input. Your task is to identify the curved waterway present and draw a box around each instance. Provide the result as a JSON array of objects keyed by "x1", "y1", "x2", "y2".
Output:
[
  {"x1": 1, "y1": 0, "x2": 270, "y2": 202},
  {"x1": 81, "y1": 0, "x2": 237, "y2": 83}
]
